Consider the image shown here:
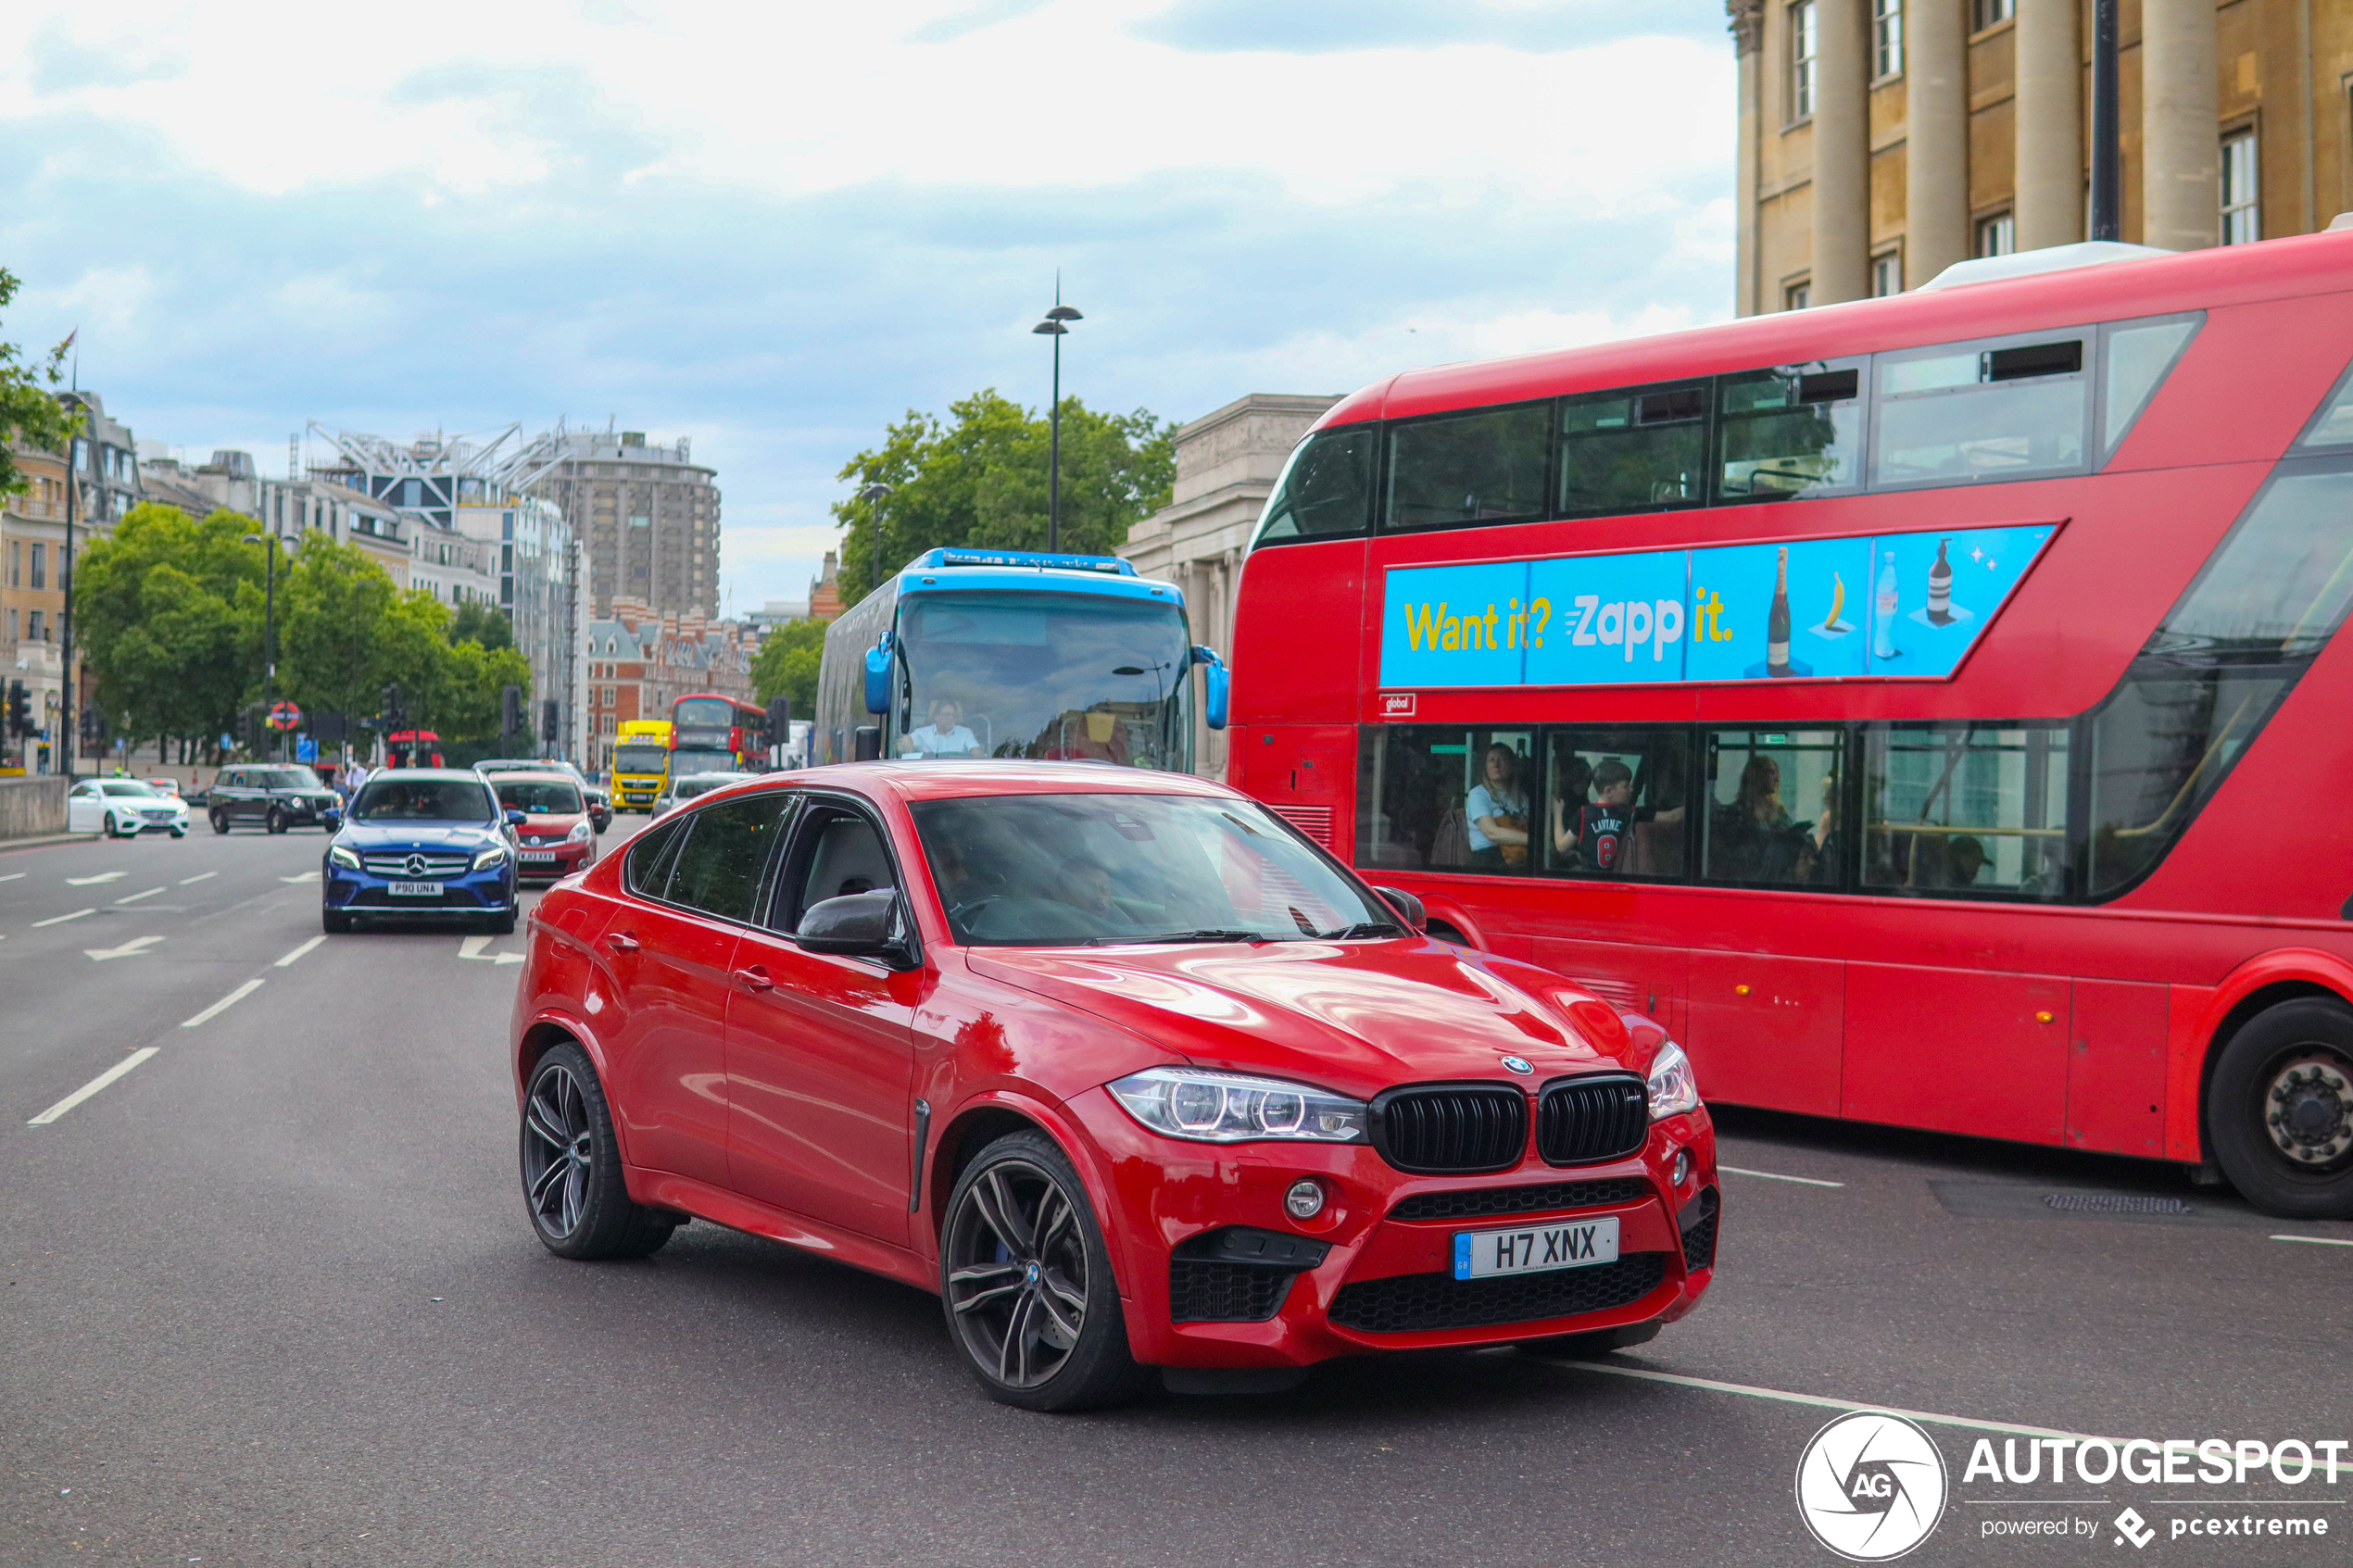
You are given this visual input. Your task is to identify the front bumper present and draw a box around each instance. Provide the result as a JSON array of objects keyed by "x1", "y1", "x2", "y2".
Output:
[
  {"x1": 323, "y1": 861, "x2": 517, "y2": 918},
  {"x1": 124, "y1": 808, "x2": 188, "y2": 834},
  {"x1": 270, "y1": 794, "x2": 343, "y2": 826},
  {"x1": 1063, "y1": 1087, "x2": 1718, "y2": 1369}
]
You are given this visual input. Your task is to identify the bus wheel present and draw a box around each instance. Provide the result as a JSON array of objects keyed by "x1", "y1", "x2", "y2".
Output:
[{"x1": 2208, "y1": 997, "x2": 2353, "y2": 1220}]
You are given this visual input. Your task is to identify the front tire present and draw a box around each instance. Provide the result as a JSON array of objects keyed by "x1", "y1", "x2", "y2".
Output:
[
  {"x1": 322, "y1": 907, "x2": 352, "y2": 935},
  {"x1": 939, "y1": 1130, "x2": 1151, "y2": 1412},
  {"x1": 487, "y1": 905, "x2": 517, "y2": 936},
  {"x1": 520, "y1": 1044, "x2": 675, "y2": 1260},
  {"x1": 266, "y1": 807, "x2": 287, "y2": 834},
  {"x1": 210, "y1": 810, "x2": 229, "y2": 834},
  {"x1": 2209, "y1": 997, "x2": 2353, "y2": 1220}
]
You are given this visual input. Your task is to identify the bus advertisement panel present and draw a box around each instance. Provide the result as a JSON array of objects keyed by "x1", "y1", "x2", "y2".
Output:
[{"x1": 1227, "y1": 232, "x2": 2353, "y2": 1219}]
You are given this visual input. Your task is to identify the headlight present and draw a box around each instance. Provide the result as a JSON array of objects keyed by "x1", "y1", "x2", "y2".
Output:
[
  {"x1": 1647, "y1": 1040, "x2": 1700, "y2": 1121},
  {"x1": 566, "y1": 819, "x2": 591, "y2": 842},
  {"x1": 472, "y1": 845, "x2": 510, "y2": 871},
  {"x1": 328, "y1": 844, "x2": 360, "y2": 870},
  {"x1": 1107, "y1": 1067, "x2": 1367, "y2": 1144}
]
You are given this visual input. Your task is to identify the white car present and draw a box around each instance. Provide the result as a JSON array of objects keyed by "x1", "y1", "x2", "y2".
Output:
[
  {"x1": 68, "y1": 778, "x2": 191, "y2": 838},
  {"x1": 649, "y1": 771, "x2": 756, "y2": 819}
]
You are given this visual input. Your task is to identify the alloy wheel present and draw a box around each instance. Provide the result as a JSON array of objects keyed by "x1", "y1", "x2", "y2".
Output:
[
  {"x1": 944, "y1": 1160, "x2": 1090, "y2": 1389},
  {"x1": 522, "y1": 1063, "x2": 595, "y2": 1238}
]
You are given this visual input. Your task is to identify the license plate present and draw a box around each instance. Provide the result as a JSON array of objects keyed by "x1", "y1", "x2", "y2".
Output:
[
  {"x1": 387, "y1": 881, "x2": 443, "y2": 897},
  {"x1": 521, "y1": 851, "x2": 558, "y2": 862},
  {"x1": 1452, "y1": 1216, "x2": 1620, "y2": 1281}
]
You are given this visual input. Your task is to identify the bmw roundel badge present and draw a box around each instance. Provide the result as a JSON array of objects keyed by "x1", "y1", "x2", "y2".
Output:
[{"x1": 1500, "y1": 1056, "x2": 1534, "y2": 1076}]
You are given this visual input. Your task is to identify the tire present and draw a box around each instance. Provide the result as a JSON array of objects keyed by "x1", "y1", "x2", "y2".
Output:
[
  {"x1": 487, "y1": 906, "x2": 517, "y2": 936},
  {"x1": 322, "y1": 907, "x2": 352, "y2": 935},
  {"x1": 520, "y1": 1043, "x2": 676, "y2": 1260},
  {"x1": 2208, "y1": 997, "x2": 2353, "y2": 1220},
  {"x1": 266, "y1": 808, "x2": 287, "y2": 834},
  {"x1": 210, "y1": 810, "x2": 229, "y2": 834},
  {"x1": 170, "y1": 825, "x2": 187, "y2": 839},
  {"x1": 101, "y1": 813, "x2": 120, "y2": 839},
  {"x1": 939, "y1": 1130, "x2": 1152, "y2": 1412}
]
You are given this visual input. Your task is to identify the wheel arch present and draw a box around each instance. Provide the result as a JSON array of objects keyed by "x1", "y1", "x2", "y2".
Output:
[
  {"x1": 926, "y1": 1090, "x2": 1135, "y2": 1300},
  {"x1": 2192, "y1": 949, "x2": 2353, "y2": 1161}
]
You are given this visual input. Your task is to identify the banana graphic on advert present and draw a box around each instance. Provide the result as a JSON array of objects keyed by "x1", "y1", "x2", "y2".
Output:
[{"x1": 1818, "y1": 571, "x2": 1855, "y2": 635}]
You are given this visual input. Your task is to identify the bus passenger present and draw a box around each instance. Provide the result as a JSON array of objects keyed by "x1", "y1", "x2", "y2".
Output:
[
  {"x1": 1554, "y1": 759, "x2": 1684, "y2": 872},
  {"x1": 1466, "y1": 743, "x2": 1529, "y2": 871},
  {"x1": 1714, "y1": 754, "x2": 1801, "y2": 881},
  {"x1": 905, "y1": 697, "x2": 984, "y2": 759}
]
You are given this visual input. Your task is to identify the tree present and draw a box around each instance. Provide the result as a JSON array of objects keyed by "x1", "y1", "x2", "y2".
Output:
[
  {"x1": 278, "y1": 536, "x2": 402, "y2": 725},
  {"x1": 0, "y1": 268, "x2": 78, "y2": 497},
  {"x1": 749, "y1": 618, "x2": 826, "y2": 718},
  {"x1": 72, "y1": 505, "x2": 262, "y2": 758},
  {"x1": 830, "y1": 391, "x2": 1175, "y2": 604},
  {"x1": 449, "y1": 599, "x2": 513, "y2": 651}
]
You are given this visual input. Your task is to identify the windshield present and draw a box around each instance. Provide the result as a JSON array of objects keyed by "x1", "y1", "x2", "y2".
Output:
[
  {"x1": 673, "y1": 773, "x2": 749, "y2": 799},
  {"x1": 892, "y1": 591, "x2": 1191, "y2": 771},
  {"x1": 256, "y1": 767, "x2": 321, "y2": 789},
  {"x1": 495, "y1": 780, "x2": 583, "y2": 814},
  {"x1": 910, "y1": 793, "x2": 1398, "y2": 947},
  {"x1": 670, "y1": 746, "x2": 736, "y2": 776},
  {"x1": 613, "y1": 745, "x2": 669, "y2": 774},
  {"x1": 100, "y1": 780, "x2": 158, "y2": 797},
  {"x1": 352, "y1": 778, "x2": 496, "y2": 822}
]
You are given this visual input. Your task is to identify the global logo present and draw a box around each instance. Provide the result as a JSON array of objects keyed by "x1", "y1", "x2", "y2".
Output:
[
  {"x1": 1499, "y1": 1056, "x2": 1533, "y2": 1076},
  {"x1": 1794, "y1": 1411, "x2": 1947, "y2": 1562}
]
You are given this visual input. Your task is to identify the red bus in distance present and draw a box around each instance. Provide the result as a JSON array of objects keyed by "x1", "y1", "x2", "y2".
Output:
[
  {"x1": 669, "y1": 692, "x2": 771, "y2": 776},
  {"x1": 1229, "y1": 232, "x2": 2353, "y2": 1220}
]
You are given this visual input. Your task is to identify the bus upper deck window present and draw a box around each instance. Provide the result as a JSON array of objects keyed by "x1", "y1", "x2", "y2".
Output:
[
  {"x1": 1870, "y1": 328, "x2": 2090, "y2": 488},
  {"x1": 1556, "y1": 382, "x2": 1709, "y2": 519},
  {"x1": 2099, "y1": 313, "x2": 2201, "y2": 463},
  {"x1": 2294, "y1": 356, "x2": 2353, "y2": 452},
  {"x1": 1383, "y1": 403, "x2": 1552, "y2": 532},
  {"x1": 1254, "y1": 425, "x2": 1377, "y2": 545},
  {"x1": 1717, "y1": 361, "x2": 1866, "y2": 503}
]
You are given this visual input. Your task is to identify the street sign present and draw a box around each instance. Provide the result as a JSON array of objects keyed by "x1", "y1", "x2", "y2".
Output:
[
  {"x1": 268, "y1": 701, "x2": 303, "y2": 732},
  {"x1": 296, "y1": 736, "x2": 318, "y2": 762}
]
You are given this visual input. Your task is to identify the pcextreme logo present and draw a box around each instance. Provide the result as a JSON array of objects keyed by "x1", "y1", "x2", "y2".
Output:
[{"x1": 1795, "y1": 1411, "x2": 1949, "y2": 1562}]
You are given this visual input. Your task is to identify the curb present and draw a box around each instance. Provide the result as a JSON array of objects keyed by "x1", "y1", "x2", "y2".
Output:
[{"x1": 0, "y1": 833, "x2": 89, "y2": 854}]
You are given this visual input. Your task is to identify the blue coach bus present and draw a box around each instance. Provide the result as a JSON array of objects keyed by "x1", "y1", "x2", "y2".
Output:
[{"x1": 814, "y1": 549, "x2": 1228, "y2": 771}]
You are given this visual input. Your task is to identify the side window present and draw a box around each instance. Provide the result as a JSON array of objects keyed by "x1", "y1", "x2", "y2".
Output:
[
  {"x1": 1861, "y1": 725, "x2": 2070, "y2": 897},
  {"x1": 666, "y1": 793, "x2": 795, "y2": 922},
  {"x1": 1541, "y1": 728, "x2": 1692, "y2": 880},
  {"x1": 221, "y1": 771, "x2": 243, "y2": 788},
  {"x1": 782, "y1": 809, "x2": 901, "y2": 930},
  {"x1": 1870, "y1": 328, "x2": 2090, "y2": 488},
  {"x1": 2099, "y1": 312, "x2": 2201, "y2": 462},
  {"x1": 1700, "y1": 729, "x2": 1843, "y2": 887},
  {"x1": 2296, "y1": 356, "x2": 2353, "y2": 450},
  {"x1": 1254, "y1": 426, "x2": 1377, "y2": 544},
  {"x1": 1555, "y1": 381, "x2": 1709, "y2": 519},
  {"x1": 623, "y1": 816, "x2": 688, "y2": 900},
  {"x1": 1716, "y1": 360, "x2": 1866, "y2": 501},
  {"x1": 1383, "y1": 402, "x2": 1552, "y2": 532},
  {"x1": 1353, "y1": 726, "x2": 1534, "y2": 874}
]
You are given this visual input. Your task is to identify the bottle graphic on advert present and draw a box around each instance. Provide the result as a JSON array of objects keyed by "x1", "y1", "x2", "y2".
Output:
[
  {"x1": 1767, "y1": 546, "x2": 1793, "y2": 676},
  {"x1": 1873, "y1": 550, "x2": 1899, "y2": 659},
  {"x1": 1926, "y1": 537, "x2": 1955, "y2": 624}
]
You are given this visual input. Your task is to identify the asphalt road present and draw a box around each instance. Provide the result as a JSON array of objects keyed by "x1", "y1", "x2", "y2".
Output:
[{"x1": 3, "y1": 817, "x2": 2348, "y2": 1567}]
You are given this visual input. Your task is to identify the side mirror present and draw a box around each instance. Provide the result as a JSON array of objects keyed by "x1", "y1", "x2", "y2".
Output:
[
  {"x1": 863, "y1": 636, "x2": 893, "y2": 715},
  {"x1": 797, "y1": 889, "x2": 912, "y2": 964},
  {"x1": 852, "y1": 725, "x2": 883, "y2": 762},
  {"x1": 505, "y1": 809, "x2": 528, "y2": 828},
  {"x1": 1192, "y1": 645, "x2": 1229, "y2": 732},
  {"x1": 1373, "y1": 886, "x2": 1427, "y2": 933}
]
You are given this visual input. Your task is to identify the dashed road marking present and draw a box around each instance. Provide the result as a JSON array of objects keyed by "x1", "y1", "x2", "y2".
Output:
[
  {"x1": 65, "y1": 872, "x2": 125, "y2": 886},
  {"x1": 178, "y1": 872, "x2": 216, "y2": 885},
  {"x1": 275, "y1": 935, "x2": 325, "y2": 967},
  {"x1": 1562, "y1": 1361, "x2": 2108, "y2": 1443},
  {"x1": 31, "y1": 909, "x2": 95, "y2": 927},
  {"x1": 2272, "y1": 1234, "x2": 2353, "y2": 1248},
  {"x1": 1719, "y1": 1165, "x2": 1846, "y2": 1188},
  {"x1": 279, "y1": 872, "x2": 320, "y2": 884},
  {"x1": 29, "y1": 1048, "x2": 160, "y2": 1125},
  {"x1": 115, "y1": 886, "x2": 165, "y2": 905},
  {"x1": 0, "y1": 872, "x2": 24, "y2": 884},
  {"x1": 182, "y1": 978, "x2": 263, "y2": 1028}
]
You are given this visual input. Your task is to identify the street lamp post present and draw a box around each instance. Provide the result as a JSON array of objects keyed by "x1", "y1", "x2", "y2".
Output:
[
  {"x1": 1032, "y1": 286, "x2": 1082, "y2": 552},
  {"x1": 855, "y1": 482, "x2": 893, "y2": 599},
  {"x1": 243, "y1": 530, "x2": 279, "y2": 760}
]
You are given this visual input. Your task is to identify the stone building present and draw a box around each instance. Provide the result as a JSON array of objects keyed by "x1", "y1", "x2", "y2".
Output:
[
  {"x1": 1729, "y1": 0, "x2": 2353, "y2": 314},
  {"x1": 580, "y1": 597, "x2": 755, "y2": 773},
  {"x1": 510, "y1": 425, "x2": 721, "y2": 621},
  {"x1": 1120, "y1": 393, "x2": 1340, "y2": 779}
]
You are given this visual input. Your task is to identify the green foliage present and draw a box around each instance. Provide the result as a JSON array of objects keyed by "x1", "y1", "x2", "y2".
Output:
[
  {"x1": 749, "y1": 617, "x2": 826, "y2": 719},
  {"x1": 0, "y1": 268, "x2": 79, "y2": 497},
  {"x1": 71, "y1": 505, "x2": 263, "y2": 755},
  {"x1": 831, "y1": 390, "x2": 1175, "y2": 605},
  {"x1": 449, "y1": 599, "x2": 513, "y2": 651}
]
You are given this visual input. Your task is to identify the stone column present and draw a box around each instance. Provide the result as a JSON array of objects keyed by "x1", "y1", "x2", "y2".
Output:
[
  {"x1": 2142, "y1": 0, "x2": 2219, "y2": 249},
  {"x1": 2014, "y1": 0, "x2": 2083, "y2": 249},
  {"x1": 1811, "y1": 0, "x2": 1871, "y2": 302},
  {"x1": 1730, "y1": 0, "x2": 1764, "y2": 316},
  {"x1": 1905, "y1": 0, "x2": 1969, "y2": 282}
]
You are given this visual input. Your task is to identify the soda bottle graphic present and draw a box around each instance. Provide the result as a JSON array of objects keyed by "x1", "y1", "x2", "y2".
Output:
[
  {"x1": 1767, "y1": 546, "x2": 1793, "y2": 676},
  {"x1": 1873, "y1": 550, "x2": 1899, "y2": 660},
  {"x1": 1926, "y1": 536, "x2": 1955, "y2": 625}
]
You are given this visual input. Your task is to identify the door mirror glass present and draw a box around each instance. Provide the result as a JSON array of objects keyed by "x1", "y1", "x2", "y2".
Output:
[
  {"x1": 852, "y1": 725, "x2": 883, "y2": 762},
  {"x1": 505, "y1": 809, "x2": 528, "y2": 828},
  {"x1": 1193, "y1": 645, "x2": 1229, "y2": 731},
  {"x1": 797, "y1": 889, "x2": 908, "y2": 961},
  {"x1": 863, "y1": 639, "x2": 893, "y2": 715}
]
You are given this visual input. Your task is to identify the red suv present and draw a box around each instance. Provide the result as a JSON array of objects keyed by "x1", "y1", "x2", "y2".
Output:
[{"x1": 511, "y1": 763, "x2": 1718, "y2": 1411}]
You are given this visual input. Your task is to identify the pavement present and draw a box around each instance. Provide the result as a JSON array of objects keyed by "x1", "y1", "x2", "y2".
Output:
[{"x1": 2, "y1": 817, "x2": 2348, "y2": 1567}]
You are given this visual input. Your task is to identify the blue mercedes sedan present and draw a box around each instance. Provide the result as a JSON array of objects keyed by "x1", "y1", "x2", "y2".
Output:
[{"x1": 321, "y1": 770, "x2": 522, "y2": 935}]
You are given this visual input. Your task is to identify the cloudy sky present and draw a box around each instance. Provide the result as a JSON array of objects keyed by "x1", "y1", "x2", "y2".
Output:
[{"x1": 0, "y1": 0, "x2": 1737, "y2": 613}]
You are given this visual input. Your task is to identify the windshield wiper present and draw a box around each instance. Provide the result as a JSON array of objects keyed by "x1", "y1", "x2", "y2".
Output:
[
  {"x1": 1313, "y1": 922, "x2": 1403, "y2": 940},
  {"x1": 1085, "y1": 928, "x2": 1282, "y2": 946}
]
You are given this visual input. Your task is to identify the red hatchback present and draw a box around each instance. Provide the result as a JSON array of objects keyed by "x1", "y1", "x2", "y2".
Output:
[
  {"x1": 510, "y1": 763, "x2": 1718, "y2": 1411},
  {"x1": 488, "y1": 771, "x2": 597, "y2": 884}
]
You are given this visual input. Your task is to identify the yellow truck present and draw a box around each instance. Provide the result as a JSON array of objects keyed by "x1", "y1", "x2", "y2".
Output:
[{"x1": 610, "y1": 719, "x2": 673, "y2": 812}]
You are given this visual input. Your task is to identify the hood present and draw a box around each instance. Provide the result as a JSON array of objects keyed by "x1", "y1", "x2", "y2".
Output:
[
  {"x1": 511, "y1": 812, "x2": 586, "y2": 836},
  {"x1": 967, "y1": 938, "x2": 1640, "y2": 1102},
  {"x1": 339, "y1": 820, "x2": 505, "y2": 851}
]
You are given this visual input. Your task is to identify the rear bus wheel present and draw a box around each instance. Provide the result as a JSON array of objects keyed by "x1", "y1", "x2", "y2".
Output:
[{"x1": 2208, "y1": 997, "x2": 2353, "y2": 1220}]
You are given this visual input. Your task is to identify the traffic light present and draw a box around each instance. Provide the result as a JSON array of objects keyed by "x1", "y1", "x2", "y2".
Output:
[
  {"x1": 767, "y1": 696, "x2": 792, "y2": 737},
  {"x1": 241, "y1": 702, "x2": 267, "y2": 752},
  {"x1": 501, "y1": 684, "x2": 522, "y2": 739},
  {"x1": 4, "y1": 680, "x2": 29, "y2": 739},
  {"x1": 540, "y1": 697, "x2": 559, "y2": 749},
  {"x1": 80, "y1": 702, "x2": 106, "y2": 748}
]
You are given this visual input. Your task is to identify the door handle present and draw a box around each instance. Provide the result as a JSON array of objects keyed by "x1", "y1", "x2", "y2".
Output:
[
  {"x1": 735, "y1": 966, "x2": 774, "y2": 993},
  {"x1": 604, "y1": 931, "x2": 640, "y2": 954}
]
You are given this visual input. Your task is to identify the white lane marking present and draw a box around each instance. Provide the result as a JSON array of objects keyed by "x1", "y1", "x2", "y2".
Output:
[
  {"x1": 1563, "y1": 1361, "x2": 2111, "y2": 1442},
  {"x1": 65, "y1": 872, "x2": 125, "y2": 885},
  {"x1": 459, "y1": 935, "x2": 525, "y2": 966},
  {"x1": 178, "y1": 872, "x2": 217, "y2": 885},
  {"x1": 31, "y1": 909, "x2": 95, "y2": 927},
  {"x1": 2272, "y1": 1234, "x2": 2353, "y2": 1248},
  {"x1": 0, "y1": 872, "x2": 24, "y2": 883},
  {"x1": 84, "y1": 935, "x2": 163, "y2": 961},
  {"x1": 1719, "y1": 1165, "x2": 1846, "y2": 1188},
  {"x1": 279, "y1": 871, "x2": 319, "y2": 884},
  {"x1": 275, "y1": 935, "x2": 325, "y2": 968},
  {"x1": 181, "y1": 978, "x2": 263, "y2": 1028},
  {"x1": 115, "y1": 886, "x2": 165, "y2": 905},
  {"x1": 29, "y1": 1047, "x2": 161, "y2": 1125}
]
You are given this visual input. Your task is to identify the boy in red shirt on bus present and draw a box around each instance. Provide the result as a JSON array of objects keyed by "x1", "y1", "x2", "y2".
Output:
[{"x1": 1554, "y1": 759, "x2": 1684, "y2": 873}]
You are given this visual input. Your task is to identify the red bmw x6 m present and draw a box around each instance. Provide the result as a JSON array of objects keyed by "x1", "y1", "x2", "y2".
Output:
[{"x1": 510, "y1": 763, "x2": 1719, "y2": 1411}]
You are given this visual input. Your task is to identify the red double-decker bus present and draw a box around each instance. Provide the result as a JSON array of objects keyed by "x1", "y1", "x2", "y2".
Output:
[
  {"x1": 669, "y1": 693, "x2": 772, "y2": 777},
  {"x1": 1230, "y1": 232, "x2": 2353, "y2": 1219}
]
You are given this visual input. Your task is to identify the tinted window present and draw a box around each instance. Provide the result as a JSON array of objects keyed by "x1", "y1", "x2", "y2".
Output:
[
  {"x1": 2297, "y1": 357, "x2": 2353, "y2": 449},
  {"x1": 2087, "y1": 671, "x2": 2289, "y2": 897},
  {"x1": 1862, "y1": 725, "x2": 2070, "y2": 897},
  {"x1": 1871, "y1": 330, "x2": 2089, "y2": 487},
  {"x1": 791, "y1": 811, "x2": 898, "y2": 919},
  {"x1": 1353, "y1": 726, "x2": 1534, "y2": 873},
  {"x1": 1255, "y1": 426, "x2": 1376, "y2": 543},
  {"x1": 1384, "y1": 403, "x2": 1551, "y2": 531},
  {"x1": 352, "y1": 778, "x2": 494, "y2": 822},
  {"x1": 667, "y1": 794, "x2": 793, "y2": 922},
  {"x1": 1543, "y1": 728, "x2": 1692, "y2": 879},
  {"x1": 256, "y1": 768, "x2": 321, "y2": 788},
  {"x1": 1718, "y1": 361, "x2": 1865, "y2": 501},
  {"x1": 1556, "y1": 382, "x2": 1708, "y2": 518},
  {"x1": 101, "y1": 780, "x2": 157, "y2": 797},
  {"x1": 623, "y1": 817, "x2": 687, "y2": 897},
  {"x1": 2145, "y1": 460, "x2": 2353, "y2": 662},
  {"x1": 2100, "y1": 313, "x2": 2200, "y2": 462},
  {"x1": 495, "y1": 780, "x2": 584, "y2": 814},
  {"x1": 1701, "y1": 729, "x2": 1843, "y2": 886}
]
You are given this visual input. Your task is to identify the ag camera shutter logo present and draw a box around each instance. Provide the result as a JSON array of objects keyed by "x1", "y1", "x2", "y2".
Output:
[{"x1": 1794, "y1": 1411, "x2": 1947, "y2": 1561}]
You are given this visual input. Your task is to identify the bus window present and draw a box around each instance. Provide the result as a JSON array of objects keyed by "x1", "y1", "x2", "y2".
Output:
[
  {"x1": 1716, "y1": 361, "x2": 1866, "y2": 502},
  {"x1": 1556, "y1": 382, "x2": 1709, "y2": 519},
  {"x1": 2150, "y1": 461, "x2": 2353, "y2": 662},
  {"x1": 1256, "y1": 426, "x2": 1377, "y2": 544},
  {"x1": 1542, "y1": 728, "x2": 1691, "y2": 879},
  {"x1": 1701, "y1": 730, "x2": 1843, "y2": 887},
  {"x1": 1354, "y1": 727, "x2": 1534, "y2": 873},
  {"x1": 2088, "y1": 671, "x2": 2289, "y2": 897},
  {"x1": 1870, "y1": 328, "x2": 2090, "y2": 488},
  {"x1": 1861, "y1": 725, "x2": 2070, "y2": 897},
  {"x1": 2099, "y1": 313, "x2": 2201, "y2": 463},
  {"x1": 2296, "y1": 359, "x2": 2353, "y2": 450},
  {"x1": 1383, "y1": 403, "x2": 1552, "y2": 532}
]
